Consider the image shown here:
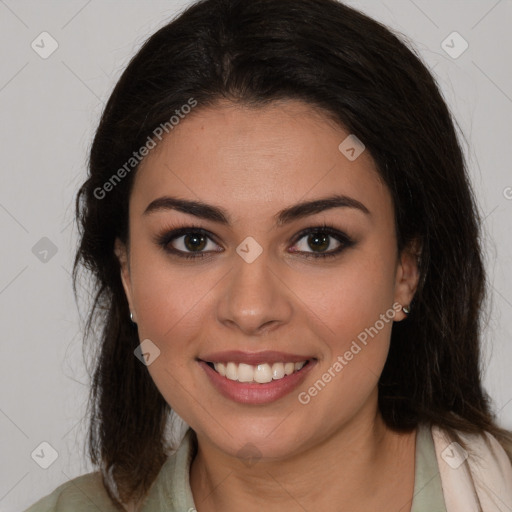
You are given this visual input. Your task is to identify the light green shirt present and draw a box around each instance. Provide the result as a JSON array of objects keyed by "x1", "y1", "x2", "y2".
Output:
[
  {"x1": 24, "y1": 422, "x2": 446, "y2": 511},
  {"x1": 410, "y1": 422, "x2": 447, "y2": 511}
]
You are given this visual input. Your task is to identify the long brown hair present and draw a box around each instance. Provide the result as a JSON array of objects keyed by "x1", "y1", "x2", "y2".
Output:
[{"x1": 73, "y1": 0, "x2": 512, "y2": 507}]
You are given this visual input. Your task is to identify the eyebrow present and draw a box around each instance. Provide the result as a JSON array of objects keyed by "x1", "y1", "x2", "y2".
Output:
[{"x1": 143, "y1": 194, "x2": 370, "y2": 226}]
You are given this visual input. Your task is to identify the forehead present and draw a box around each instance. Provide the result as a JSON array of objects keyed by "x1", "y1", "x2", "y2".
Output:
[{"x1": 130, "y1": 100, "x2": 391, "y2": 222}]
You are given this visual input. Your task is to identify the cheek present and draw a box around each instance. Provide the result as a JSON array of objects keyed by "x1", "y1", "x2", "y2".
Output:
[
  {"x1": 287, "y1": 243, "x2": 398, "y2": 408},
  {"x1": 291, "y1": 247, "x2": 398, "y2": 343},
  {"x1": 127, "y1": 245, "x2": 206, "y2": 349},
  {"x1": 291, "y1": 262, "x2": 397, "y2": 423},
  {"x1": 127, "y1": 249, "x2": 211, "y2": 414}
]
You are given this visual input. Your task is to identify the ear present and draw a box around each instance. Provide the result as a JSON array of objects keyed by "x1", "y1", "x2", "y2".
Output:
[
  {"x1": 114, "y1": 238, "x2": 136, "y2": 321},
  {"x1": 393, "y1": 238, "x2": 421, "y2": 321}
]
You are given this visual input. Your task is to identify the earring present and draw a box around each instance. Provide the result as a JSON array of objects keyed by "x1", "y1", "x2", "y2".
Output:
[
  {"x1": 130, "y1": 312, "x2": 136, "y2": 323},
  {"x1": 402, "y1": 305, "x2": 411, "y2": 315}
]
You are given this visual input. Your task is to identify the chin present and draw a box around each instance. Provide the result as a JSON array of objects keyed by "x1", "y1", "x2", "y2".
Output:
[{"x1": 195, "y1": 414, "x2": 318, "y2": 461}]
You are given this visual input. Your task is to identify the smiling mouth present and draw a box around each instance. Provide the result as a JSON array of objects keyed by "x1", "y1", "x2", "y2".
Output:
[{"x1": 204, "y1": 360, "x2": 311, "y2": 384}]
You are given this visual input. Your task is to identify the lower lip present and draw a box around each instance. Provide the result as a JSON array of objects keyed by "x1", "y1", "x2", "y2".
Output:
[{"x1": 199, "y1": 360, "x2": 316, "y2": 405}]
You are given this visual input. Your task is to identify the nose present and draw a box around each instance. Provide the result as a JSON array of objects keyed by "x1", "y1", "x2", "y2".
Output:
[{"x1": 215, "y1": 248, "x2": 293, "y2": 337}]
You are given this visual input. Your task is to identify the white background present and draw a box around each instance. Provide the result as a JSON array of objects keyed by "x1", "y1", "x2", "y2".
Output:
[{"x1": 0, "y1": 0, "x2": 511, "y2": 510}]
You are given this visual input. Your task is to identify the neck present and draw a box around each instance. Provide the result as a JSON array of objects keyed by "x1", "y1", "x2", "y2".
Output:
[{"x1": 189, "y1": 399, "x2": 417, "y2": 512}]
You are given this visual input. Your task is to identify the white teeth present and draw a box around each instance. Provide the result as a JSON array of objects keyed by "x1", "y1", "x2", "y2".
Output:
[
  {"x1": 254, "y1": 364, "x2": 272, "y2": 383},
  {"x1": 238, "y1": 363, "x2": 254, "y2": 382},
  {"x1": 216, "y1": 362, "x2": 226, "y2": 376},
  {"x1": 212, "y1": 360, "x2": 307, "y2": 383},
  {"x1": 226, "y1": 362, "x2": 238, "y2": 380},
  {"x1": 284, "y1": 362, "x2": 295, "y2": 376},
  {"x1": 272, "y1": 362, "x2": 285, "y2": 380}
]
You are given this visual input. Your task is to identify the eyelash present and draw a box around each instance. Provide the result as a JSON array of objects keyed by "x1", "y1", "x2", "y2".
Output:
[{"x1": 154, "y1": 223, "x2": 355, "y2": 261}]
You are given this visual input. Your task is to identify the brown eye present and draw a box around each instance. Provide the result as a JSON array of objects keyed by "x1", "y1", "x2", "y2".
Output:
[
  {"x1": 156, "y1": 224, "x2": 354, "y2": 261},
  {"x1": 182, "y1": 232, "x2": 208, "y2": 252},
  {"x1": 156, "y1": 227, "x2": 222, "y2": 260},
  {"x1": 290, "y1": 225, "x2": 355, "y2": 259},
  {"x1": 306, "y1": 232, "x2": 332, "y2": 253}
]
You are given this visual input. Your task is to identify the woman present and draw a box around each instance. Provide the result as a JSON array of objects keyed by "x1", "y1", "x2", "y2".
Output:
[{"x1": 25, "y1": 0, "x2": 512, "y2": 510}]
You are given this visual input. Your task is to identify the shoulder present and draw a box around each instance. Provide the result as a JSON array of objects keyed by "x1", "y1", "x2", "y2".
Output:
[
  {"x1": 431, "y1": 424, "x2": 512, "y2": 473},
  {"x1": 431, "y1": 424, "x2": 512, "y2": 509},
  {"x1": 24, "y1": 430, "x2": 197, "y2": 512},
  {"x1": 24, "y1": 471, "x2": 119, "y2": 512}
]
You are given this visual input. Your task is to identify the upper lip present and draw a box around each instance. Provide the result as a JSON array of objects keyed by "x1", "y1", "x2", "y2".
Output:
[{"x1": 199, "y1": 350, "x2": 314, "y2": 365}]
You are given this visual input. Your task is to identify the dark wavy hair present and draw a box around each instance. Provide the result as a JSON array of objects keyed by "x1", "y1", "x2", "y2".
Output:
[{"x1": 73, "y1": 0, "x2": 512, "y2": 507}]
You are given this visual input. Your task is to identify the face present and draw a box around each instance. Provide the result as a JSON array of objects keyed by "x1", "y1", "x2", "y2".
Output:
[{"x1": 115, "y1": 100, "x2": 419, "y2": 460}]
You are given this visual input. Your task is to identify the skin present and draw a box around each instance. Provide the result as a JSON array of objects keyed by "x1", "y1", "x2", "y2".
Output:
[{"x1": 115, "y1": 99, "x2": 421, "y2": 511}]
